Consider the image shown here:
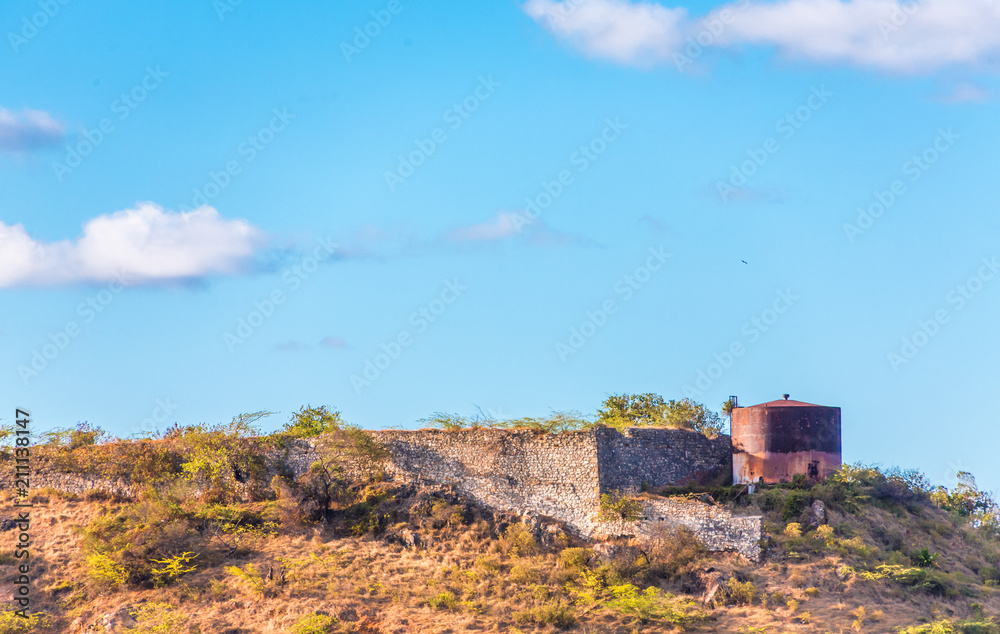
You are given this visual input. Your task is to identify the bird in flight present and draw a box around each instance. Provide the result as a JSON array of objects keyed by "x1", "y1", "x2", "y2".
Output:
[{"x1": 741, "y1": 260, "x2": 748, "y2": 265}]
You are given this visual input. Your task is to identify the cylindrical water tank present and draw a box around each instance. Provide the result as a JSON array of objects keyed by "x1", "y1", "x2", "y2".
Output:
[{"x1": 731, "y1": 395, "x2": 841, "y2": 485}]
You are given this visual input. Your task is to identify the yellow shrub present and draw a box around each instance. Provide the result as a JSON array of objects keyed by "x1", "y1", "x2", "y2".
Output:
[
  {"x1": 726, "y1": 578, "x2": 757, "y2": 605},
  {"x1": 85, "y1": 553, "x2": 128, "y2": 587},
  {"x1": 815, "y1": 524, "x2": 835, "y2": 544},
  {"x1": 0, "y1": 611, "x2": 52, "y2": 634}
]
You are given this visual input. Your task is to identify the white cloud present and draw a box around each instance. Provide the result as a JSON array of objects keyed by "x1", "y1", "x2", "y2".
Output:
[
  {"x1": 0, "y1": 203, "x2": 266, "y2": 287},
  {"x1": 524, "y1": 0, "x2": 688, "y2": 65},
  {"x1": 0, "y1": 108, "x2": 65, "y2": 153},
  {"x1": 445, "y1": 211, "x2": 524, "y2": 243},
  {"x1": 523, "y1": 0, "x2": 1000, "y2": 73}
]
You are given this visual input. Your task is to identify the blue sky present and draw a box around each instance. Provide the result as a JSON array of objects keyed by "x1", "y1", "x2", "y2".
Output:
[{"x1": 2, "y1": 0, "x2": 999, "y2": 493}]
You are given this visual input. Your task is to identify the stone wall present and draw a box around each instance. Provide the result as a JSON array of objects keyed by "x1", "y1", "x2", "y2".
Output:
[
  {"x1": 323, "y1": 427, "x2": 755, "y2": 556},
  {"x1": 595, "y1": 427, "x2": 732, "y2": 493},
  {"x1": 0, "y1": 465, "x2": 137, "y2": 499},
  {"x1": 368, "y1": 429, "x2": 602, "y2": 533},
  {"x1": 599, "y1": 497, "x2": 762, "y2": 562}
]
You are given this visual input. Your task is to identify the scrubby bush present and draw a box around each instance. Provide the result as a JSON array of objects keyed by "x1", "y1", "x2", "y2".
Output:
[
  {"x1": 497, "y1": 411, "x2": 592, "y2": 433},
  {"x1": 599, "y1": 490, "x2": 643, "y2": 523},
  {"x1": 912, "y1": 547, "x2": 940, "y2": 568},
  {"x1": 725, "y1": 578, "x2": 757, "y2": 605},
  {"x1": 642, "y1": 526, "x2": 706, "y2": 580},
  {"x1": 781, "y1": 490, "x2": 811, "y2": 521},
  {"x1": 289, "y1": 420, "x2": 389, "y2": 522},
  {"x1": 149, "y1": 551, "x2": 199, "y2": 586},
  {"x1": 84, "y1": 552, "x2": 129, "y2": 588},
  {"x1": 0, "y1": 611, "x2": 51, "y2": 633},
  {"x1": 559, "y1": 548, "x2": 593, "y2": 572},
  {"x1": 175, "y1": 412, "x2": 272, "y2": 502},
  {"x1": 513, "y1": 600, "x2": 576, "y2": 629},
  {"x1": 419, "y1": 410, "x2": 593, "y2": 433},
  {"x1": 425, "y1": 591, "x2": 458, "y2": 610},
  {"x1": 419, "y1": 412, "x2": 474, "y2": 431},
  {"x1": 500, "y1": 523, "x2": 539, "y2": 558},
  {"x1": 125, "y1": 602, "x2": 188, "y2": 633},
  {"x1": 509, "y1": 562, "x2": 540, "y2": 584},
  {"x1": 289, "y1": 613, "x2": 339, "y2": 634}
]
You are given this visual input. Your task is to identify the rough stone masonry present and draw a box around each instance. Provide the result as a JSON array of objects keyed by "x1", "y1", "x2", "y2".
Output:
[{"x1": 287, "y1": 426, "x2": 762, "y2": 561}]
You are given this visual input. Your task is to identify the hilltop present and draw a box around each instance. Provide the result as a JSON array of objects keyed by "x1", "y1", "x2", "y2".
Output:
[{"x1": 1, "y1": 406, "x2": 999, "y2": 633}]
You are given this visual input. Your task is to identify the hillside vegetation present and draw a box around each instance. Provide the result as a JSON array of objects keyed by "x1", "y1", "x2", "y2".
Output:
[{"x1": 1, "y1": 405, "x2": 999, "y2": 633}]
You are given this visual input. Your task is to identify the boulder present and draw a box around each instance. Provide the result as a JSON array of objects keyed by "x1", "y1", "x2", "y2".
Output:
[{"x1": 99, "y1": 606, "x2": 137, "y2": 631}]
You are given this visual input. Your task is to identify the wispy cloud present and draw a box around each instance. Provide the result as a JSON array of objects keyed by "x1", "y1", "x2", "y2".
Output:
[
  {"x1": 276, "y1": 336, "x2": 348, "y2": 352},
  {"x1": 932, "y1": 81, "x2": 993, "y2": 104},
  {"x1": 444, "y1": 210, "x2": 591, "y2": 246},
  {"x1": 708, "y1": 184, "x2": 786, "y2": 203},
  {"x1": 0, "y1": 203, "x2": 266, "y2": 288},
  {"x1": 320, "y1": 336, "x2": 348, "y2": 349},
  {"x1": 524, "y1": 0, "x2": 1000, "y2": 74},
  {"x1": 0, "y1": 108, "x2": 65, "y2": 153},
  {"x1": 445, "y1": 211, "x2": 523, "y2": 243}
]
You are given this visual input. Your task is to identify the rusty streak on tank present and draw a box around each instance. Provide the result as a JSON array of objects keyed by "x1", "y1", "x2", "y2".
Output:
[{"x1": 731, "y1": 395, "x2": 841, "y2": 485}]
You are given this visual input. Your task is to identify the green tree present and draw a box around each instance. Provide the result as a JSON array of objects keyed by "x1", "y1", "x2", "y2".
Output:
[
  {"x1": 282, "y1": 405, "x2": 345, "y2": 438},
  {"x1": 662, "y1": 399, "x2": 724, "y2": 436},
  {"x1": 598, "y1": 393, "x2": 668, "y2": 428},
  {"x1": 597, "y1": 394, "x2": 724, "y2": 436},
  {"x1": 932, "y1": 472, "x2": 999, "y2": 532},
  {"x1": 294, "y1": 414, "x2": 389, "y2": 521}
]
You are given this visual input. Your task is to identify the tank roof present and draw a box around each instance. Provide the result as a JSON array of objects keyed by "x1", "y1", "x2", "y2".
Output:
[{"x1": 744, "y1": 398, "x2": 829, "y2": 408}]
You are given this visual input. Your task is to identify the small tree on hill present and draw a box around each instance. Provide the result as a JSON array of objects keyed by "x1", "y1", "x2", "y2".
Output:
[
  {"x1": 282, "y1": 405, "x2": 345, "y2": 438},
  {"x1": 597, "y1": 394, "x2": 724, "y2": 436},
  {"x1": 287, "y1": 408, "x2": 389, "y2": 521}
]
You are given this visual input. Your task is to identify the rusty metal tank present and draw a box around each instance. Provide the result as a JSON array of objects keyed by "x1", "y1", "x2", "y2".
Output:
[{"x1": 732, "y1": 395, "x2": 841, "y2": 485}]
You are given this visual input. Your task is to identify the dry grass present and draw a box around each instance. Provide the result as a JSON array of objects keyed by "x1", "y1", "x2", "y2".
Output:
[{"x1": 3, "y1": 482, "x2": 1000, "y2": 633}]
